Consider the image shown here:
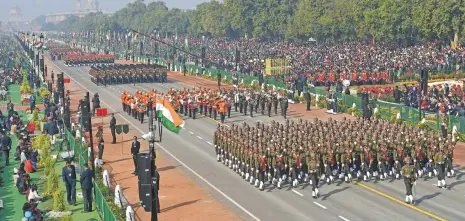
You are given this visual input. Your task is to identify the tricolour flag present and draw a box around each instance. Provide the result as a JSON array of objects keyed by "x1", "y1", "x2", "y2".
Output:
[
  {"x1": 155, "y1": 98, "x2": 184, "y2": 134},
  {"x1": 33, "y1": 42, "x2": 43, "y2": 49}
]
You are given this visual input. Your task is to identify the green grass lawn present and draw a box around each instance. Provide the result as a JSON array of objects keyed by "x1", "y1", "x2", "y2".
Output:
[
  {"x1": 36, "y1": 147, "x2": 100, "y2": 221},
  {"x1": 0, "y1": 110, "x2": 100, "y2": 221},
  {"x1": 0, "y1": 84, "x2": 44, "y2": 106},
  {"x1": 0, "y1": 135, "x2": 33, "y2": 221}
]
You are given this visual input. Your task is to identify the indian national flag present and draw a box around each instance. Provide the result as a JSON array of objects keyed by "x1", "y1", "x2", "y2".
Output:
[
  {"x1": 155, "y1": 98, "x2": 185, "y2": 134},
  {"x1": 184, "y1": 36, "x2": 189, "y2": 49},
  {"x1": 33, "y1": 42, "x2": 43, "y2": 49}
]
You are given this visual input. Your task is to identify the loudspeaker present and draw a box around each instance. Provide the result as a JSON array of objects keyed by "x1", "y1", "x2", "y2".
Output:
[
  {"x1": 35, "y1": 54, "x2": 39, "y2": 68},
  {"x1": 138, "y1": 182, "x2": 153, "y2": 212},
  {"x1": 235, "y1": 48, "x2": 240, "y2": 64},
  {"x1": 137, "y1": 152, "x2": 153, "y2": 184},
  {"x1": 40, "y1": 58, "x2": 44, "y2": 73},
  {"x1": 79, "y1": 99, "x2": 90, "y2": 129}
]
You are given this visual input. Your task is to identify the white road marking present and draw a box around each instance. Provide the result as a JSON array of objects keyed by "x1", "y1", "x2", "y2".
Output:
[
  {"x1": 51, "y1": 60, "x2": 262, "y2": 221},
  {"x1": 313, "y1": 202, "x2": 327, "y2": 209},
  {"x1": 189, "y1": 131, "x2": 194, "y2": 135},
  {"x1": 291, "y1": 190, "x2": 303, "y2": 197},
  {"x1": 207, "y1": 141, "x2": 213, "y2": 145},
  {"x1": 338, "y1": 215, "x2": 350, "y2": 221},
  {"x1": 197, "y1": 136, "x2": 203, "y2": 140}
]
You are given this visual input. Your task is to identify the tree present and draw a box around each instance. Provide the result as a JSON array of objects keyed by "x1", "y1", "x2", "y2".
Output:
[{"x1": 46, "y1": 0, "x2": 465, "y2": 43}]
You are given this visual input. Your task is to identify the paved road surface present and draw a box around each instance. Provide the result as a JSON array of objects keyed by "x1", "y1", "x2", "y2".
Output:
[{"x1": 49, "y1": 58, "x2": 465, "y2": 221}]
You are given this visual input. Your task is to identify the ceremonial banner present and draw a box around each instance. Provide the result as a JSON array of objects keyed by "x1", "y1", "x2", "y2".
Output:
[{"x1": 155, "y1": 98, "x2": 185, "y2": 134}]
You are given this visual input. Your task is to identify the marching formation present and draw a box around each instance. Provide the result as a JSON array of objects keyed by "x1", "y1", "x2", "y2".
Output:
[
  {"x1": 90, "y1": 64, "x2": 167, "y2": 86},
  {"x1": 64, "y1": 54, "x2": 115, "y2": 66},
  {"x1": 119, "y1": 86, "x2": 292, "y2": 124},
  {"x1": 213, "y1": 118, "x2": 456, "y2": 204}
]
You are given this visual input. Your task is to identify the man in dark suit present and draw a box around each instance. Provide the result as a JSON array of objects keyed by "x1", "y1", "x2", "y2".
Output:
[
  {"x1": 62, "y1": 161, "x2": 77, "y2": 205},
  {"x1": 80, "y1": 163, "x2": 95, "y2": 212},
  {"x1": 46, "y1": 119, "x2": 59, "y2": 135},
  {"x1": 109, "y1": 113, "x2": 116, "y2": 144},
  {"x1": 131, "y1": 136, "x2": 140, "y2": 175},
  {"x1": 1, "y1": 131, "x2": 12, "y2": 166}
]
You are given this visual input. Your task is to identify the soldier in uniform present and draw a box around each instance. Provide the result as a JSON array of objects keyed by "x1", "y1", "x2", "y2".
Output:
[
  {"x1": 213, "y1": 125, "x2": 221, "y2": 161},
  {"x1": 190, "y1": 96, "x2": 198, "y2": 120},
  {"x1": 281, "y1": 94, "x2": 288, "y2": 119},
  {"x1": 273, "y1": 92, "x2": 279, "y2": 115},
  {"x1": 266, "y1": 94, "x2": 272, "y2": 117},
  {"x1": 138, "y1": 101, "x2": 146, "y2": 124},
  {"x1": 243, "y1": 92, "x2": 249, "y2": 116},
  {"x1": 307, "y1": 149, "x2": 320, "y2": 198},
  {"x1": 434, "y1": 145, "x2": 448, "y2": 188},
  {"x1": 446, "y1": 136, "x2": 456, "y2": 178},
  {"x1": 92, "y1": 93, "x2": 101, "y2": 117},
  {"x1": 401, "y1": 157, "x2": 416, "y2": 205},
  {"x1": 96, "y1": 126, "x2": 105, "y2": 160},
  {"x1": 218, "y1": 98, "x2": 227, "y2": 124},
  {"x1": 249, "y1": 93, "x2": 255, "y2": 117}
]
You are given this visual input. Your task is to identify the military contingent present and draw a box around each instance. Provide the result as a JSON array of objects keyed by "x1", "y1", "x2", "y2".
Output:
[
  {"x1": 64, "y1": 53, "x2": 115, "y2": 66},
  {"x1": 90, "y1": 64, "x2": 168, "y2": 86},
  {"x1": 213, "y1": 118, "x2": 456, "y2": 204},
  {"x1": 118, "y1": 86, "x2": 290, "y2": 124}
]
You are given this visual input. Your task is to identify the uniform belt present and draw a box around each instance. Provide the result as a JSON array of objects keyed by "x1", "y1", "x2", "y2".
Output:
[
  {"x1": 309, "y1": 169, "x2": 317, "y2": 173},
  {"x1": 437, "y1": 162, "x2": 444, "y2": 164}
]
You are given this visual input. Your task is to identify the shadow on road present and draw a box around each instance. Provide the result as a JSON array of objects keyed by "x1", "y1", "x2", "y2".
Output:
[
  {"x1": 322, "y1": 186, "x2": 350, "y2": 200},
  {"x1": 160, "y1": 199, "x2": 200, "y2": 213},
  {"x1": 416, "y1": 192, "x2": 441, "y2": 205}
]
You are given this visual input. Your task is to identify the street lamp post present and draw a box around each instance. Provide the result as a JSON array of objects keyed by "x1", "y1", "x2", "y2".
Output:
[{"x1": 39, "y1": 33, "x2": 44, "y2": 83}]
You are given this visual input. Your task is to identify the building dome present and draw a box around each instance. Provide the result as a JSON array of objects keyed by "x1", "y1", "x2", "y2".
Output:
[{"x1": 9, "y1": 6, "x2": 22, "y2": 15}]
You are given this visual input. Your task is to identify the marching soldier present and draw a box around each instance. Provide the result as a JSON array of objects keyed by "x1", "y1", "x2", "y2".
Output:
[
  {"x1": 189, "y1": 97, "x2": 198, "y2": 119},
  {"x1": 401, "y1": 157, "x2": 416, "y2": 205},
  {"x1": 307, "y1": 150, "x2": 320, "y2": 198},
  {"x1": 434, "y1": 146, "x2": 448, "y2": 189}
]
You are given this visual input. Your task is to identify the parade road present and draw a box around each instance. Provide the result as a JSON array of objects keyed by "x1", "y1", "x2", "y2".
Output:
[{"x1": 48, "y1": 54, "x2": 465, "y2": 221}]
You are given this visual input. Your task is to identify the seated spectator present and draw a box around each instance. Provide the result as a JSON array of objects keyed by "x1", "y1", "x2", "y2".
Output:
[
  {"x1": 26, "y1": 184, "x2": 43, "y2": 202},
  {"x1": 31, "y1": 150, "x2": 38, "y2": 170},
  {"x1": 24, "y1": 160, "x2": 35, "y2": 173},
  {"x1": 21, "y1": 149, "x2": 28, "y2": 163}
]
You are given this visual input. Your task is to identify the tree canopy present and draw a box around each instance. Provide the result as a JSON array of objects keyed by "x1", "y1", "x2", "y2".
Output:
[{"x1": 43, "y1": 0, "x2": 465, "y2": 44}]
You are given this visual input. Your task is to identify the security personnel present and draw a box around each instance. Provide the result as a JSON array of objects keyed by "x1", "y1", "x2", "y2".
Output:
[
  {"x1": 109, "y1": 113, "x2": 116, "y2": 144},
  {"x1": 131, "y1": 136, "x2": 141, "y2": 175},
  {"x1": 401, "y1": 157, "x2": 416, "y2": 205},
  {"x1": 96, "y1": 126, "x2": 105, "y2": 160},
  {"x1": 92, "y1": 93, "x2": 100, "y2": 117}
]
